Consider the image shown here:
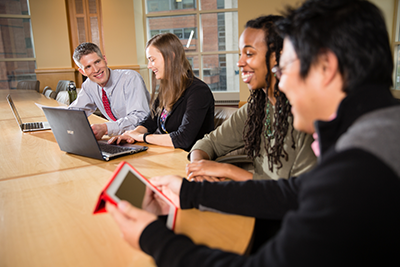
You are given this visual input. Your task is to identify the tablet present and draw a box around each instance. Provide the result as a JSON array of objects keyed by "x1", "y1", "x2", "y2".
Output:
[{"x1": 93, "y1": 161, "x2": 177, "y2": 230}]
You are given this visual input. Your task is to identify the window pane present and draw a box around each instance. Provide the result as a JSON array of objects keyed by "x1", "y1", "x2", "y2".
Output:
[
  {"x1": 200, "y1": 0, "x2": 238, "y2": 10},
  {"x1": 88, "y1": 0, "x2": 97, "y2": 14},
  {"x1": 147, "y1": 0, "x2": 196, "y2": 14},
  {"x1": 147, "y1": 15, "x2": 198, "y2": 52},
  {"x1": 150, "y1": 30, "x2": 159, "y2": 38},
  {"x1": 90, "y1": 17, "x2": 100, "y2": 46},
  {"x1": 173, "y1": 29, "x2": 183, "y2": 39},
  {"x1": 394, "y1": 45, "x2": 400, "y2": 89},
  {"x1": 0, "y1": 0, "x2": 30, "y2": 15},
  {"x1": 397, "y1": 2, "x2": 400, "y2": 42},
  {"x1": 0, "y1": 18, "x2": 35, "y2": 58},
  {"x1": 201, "y1": 12, "x2": 238, "y2": 52},
  {"x1": 0, "y1": 61, "x2": 37, "y2": 89},
  {"x1": 184, "y1": 28, "x2": 196, "y2": 39},
  {"x1": 186, "y1": 55, "x2": 199, "y2": 78},
  {"x1": 202, "y1": 53, "x2": 239, "y2": 92},
  {"x1": 75, "y1": 0, "x2": 84, "y2": 14},
  {"x1": 77, "y1": 17, "x2": 87, "y2": 43},
  {"x1": 0, "y1": 1, "x2": 36, "y2": 89}
]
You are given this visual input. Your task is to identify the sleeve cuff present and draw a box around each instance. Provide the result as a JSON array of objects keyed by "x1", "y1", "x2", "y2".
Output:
[
  {"x1": 105, "y1": 121, "x2": 121, "y2": 136},
  {"x1": 179, "y1": 179, "x2": 200, "y2": 209},
  {"x1": 140, "y1": 219, "x2": 172, "y2": 255}
]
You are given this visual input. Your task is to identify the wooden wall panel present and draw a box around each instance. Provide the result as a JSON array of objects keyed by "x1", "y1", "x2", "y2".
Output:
[{"x1": 35, "y1": 68, "x2": 75, "y2": 93}]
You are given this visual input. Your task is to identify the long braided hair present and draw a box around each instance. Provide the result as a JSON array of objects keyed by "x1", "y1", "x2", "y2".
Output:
[{"x1": 243, "y1": 15, "x2": 295, "y2": 171}]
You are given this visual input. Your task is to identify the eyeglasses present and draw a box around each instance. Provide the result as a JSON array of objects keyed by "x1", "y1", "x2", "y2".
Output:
[{"x1": 271, "y1": 58, "x2": 299, "y2": 80}]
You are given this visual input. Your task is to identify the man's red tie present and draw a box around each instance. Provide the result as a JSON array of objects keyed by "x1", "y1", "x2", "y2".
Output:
[{"x1": 102, "y1": 88, "x2": 117, "y2": 121}]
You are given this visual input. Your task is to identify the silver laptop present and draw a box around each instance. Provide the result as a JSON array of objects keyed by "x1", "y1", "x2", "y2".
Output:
[
  {"x1": 6, "y1": 94, "x2": 51, "y2": 132},
  {"x1": 42, "y1": 106, "x2": 148, "y2": 161}
]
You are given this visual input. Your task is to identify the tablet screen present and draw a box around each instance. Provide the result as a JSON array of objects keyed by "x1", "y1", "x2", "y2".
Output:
[{"x1": 115, "y1": 171, "x2": 146, "y2": 208}]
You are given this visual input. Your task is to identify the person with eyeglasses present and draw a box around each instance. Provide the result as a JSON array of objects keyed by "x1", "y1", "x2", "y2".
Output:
[
  {"x1": 106, "y1": 0, "x2": 400, "y2": 266},
  {"x1": 186, "y1": 15, "x2": 317, "y2": 182}
]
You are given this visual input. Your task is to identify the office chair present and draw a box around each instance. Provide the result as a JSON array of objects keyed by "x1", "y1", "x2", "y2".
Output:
[
  {"x1": 55, "y1": 80, "x2": 71, "y2": 94},
  {"x1": 55, "y1": 91, "x2": 70, "y2": 105},
  {"x1": 43, "y1": 86, "x2": 57, "y2": 99},
  {"x1": 16, "y1": 80, "x2": 40, "y2": 92}
]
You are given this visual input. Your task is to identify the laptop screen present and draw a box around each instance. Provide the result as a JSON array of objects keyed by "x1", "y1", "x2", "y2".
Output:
[{"x1": 6, "y1": 95, "x2": 23, "y2": 126}]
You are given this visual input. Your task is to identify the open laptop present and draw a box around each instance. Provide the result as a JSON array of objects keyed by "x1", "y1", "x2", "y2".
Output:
[
  {"x1": 6, "y1": 94, "x2": 51, "y2": 132},
  {"x1": 42, "y1": 107, "x2": 148, "y2": 161}
]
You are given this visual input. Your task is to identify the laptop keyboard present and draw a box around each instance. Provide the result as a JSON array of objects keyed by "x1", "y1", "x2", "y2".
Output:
[
  {"x1": 24, "y1": 122, "x2": 44, "y2": 130},
  {"x1": 98, "y1": 143, "x2": 134, "y2": 154}
]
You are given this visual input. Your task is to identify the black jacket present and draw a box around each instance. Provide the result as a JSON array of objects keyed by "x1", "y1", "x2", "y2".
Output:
[
  {"x1": 140, "y1": 83, "x2": 400, "y2": 266},
  {"x1": 139, "y1": 77, "x2": 214, "y2": 152}
]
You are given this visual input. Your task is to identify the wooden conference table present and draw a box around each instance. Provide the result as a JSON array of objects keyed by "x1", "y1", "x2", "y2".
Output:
[{"x1": 0, "y1": 90, "x2": 254, "y2": 267}]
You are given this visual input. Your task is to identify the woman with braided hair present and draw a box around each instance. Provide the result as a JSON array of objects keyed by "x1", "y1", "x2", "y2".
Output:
[{"x1": 187, "y1": 15, "x2": 316, "y2": 181}]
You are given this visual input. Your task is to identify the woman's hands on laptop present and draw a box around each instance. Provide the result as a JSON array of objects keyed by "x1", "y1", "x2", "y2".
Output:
[
  {"x1": 108, "y1": 132, "x2": 138, "y2": 144},
  {"x1": 108, "y1": 126, "x2": 148, "y2": 145}
]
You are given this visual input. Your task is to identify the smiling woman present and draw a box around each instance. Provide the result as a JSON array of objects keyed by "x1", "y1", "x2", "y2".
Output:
[
  {"x1": 146, "y1": 45, "x2": 164, "y2": 80},
  {"x1": 187, "y1": 15, "x2": 317, "y2": 182},
  {"x1": 109, "y1": 33, "x2": 215, "y2": 152}
]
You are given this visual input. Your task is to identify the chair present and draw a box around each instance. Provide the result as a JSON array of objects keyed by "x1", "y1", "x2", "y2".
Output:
[
  {"x1": 42, "y1": 86, "x2": 57, "y2": 99},
  {"x1": 16, "y1": 80, "x2": 40, "y2": 92},
  {"x1": 42, "y1": 80, "x2": 71, "y2": 101},
  {"x1": 55, "y1": 80, "x2": 71, "y2": 94},
  {"x1": 42, "y1": 86, "x2": 52, "y2": 96},
  {"x1": 55, "y1": 91, "x2": 70, "y2": 105},
  {"x1": 214, "y1": 106, "x2": 238, "y2": 128}
]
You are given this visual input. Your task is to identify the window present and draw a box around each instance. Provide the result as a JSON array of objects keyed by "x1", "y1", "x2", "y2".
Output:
[
  {"x1": 144, "y1": 0, "x2": 239, "y2": 101},
  {"x1": 394, "y1": 1, "x2": 400, "y2": 90},
  {"x1": 66, "y1": 0, "x2": 104, "y2": 56},
  {"x1": 0, "y1": 0, "x2": 36, "y2": 89}
]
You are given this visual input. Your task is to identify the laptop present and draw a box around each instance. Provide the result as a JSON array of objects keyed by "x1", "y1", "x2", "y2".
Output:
[
  {"x1": 42, "y1": 107, "x2": 148, "y2": 161},
  {"x1": 6, "y1": 94, "x2": 51, "y2": 132}
]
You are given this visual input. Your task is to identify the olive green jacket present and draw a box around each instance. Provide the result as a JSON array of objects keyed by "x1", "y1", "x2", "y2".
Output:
[{"x1": 189, "y1": 103, "x2": 317, "y2": 180}]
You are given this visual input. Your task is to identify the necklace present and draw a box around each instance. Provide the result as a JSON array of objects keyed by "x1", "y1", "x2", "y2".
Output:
[{"x1": 264, "y1": 98, "x2": 275, "y2": 138}]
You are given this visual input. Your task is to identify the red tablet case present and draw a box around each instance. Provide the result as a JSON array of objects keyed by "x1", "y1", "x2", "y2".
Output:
[{"x1": 93, "y1": 161, "x2": 178, "y2": 230}]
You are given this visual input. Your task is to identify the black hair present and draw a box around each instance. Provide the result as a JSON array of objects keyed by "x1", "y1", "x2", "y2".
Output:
[
  {"x1": 276, "y1": 0, "x2": 393, "y2": 92},
  {"x1": 243, "y1": 15, "x2": 295, "y2": 171}
]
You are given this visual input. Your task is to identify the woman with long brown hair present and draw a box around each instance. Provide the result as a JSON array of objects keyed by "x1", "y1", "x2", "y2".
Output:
[
  {"x1": 109, "y1": 33, "x2": 214, "y2": 152},
  {"x1": 187, "y1": 15, "x2": 316, "y2": 181}
]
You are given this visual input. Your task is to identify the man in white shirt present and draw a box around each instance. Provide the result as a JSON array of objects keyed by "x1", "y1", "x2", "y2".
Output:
[{"x1": 69, "y1": 42, "x2": 150, "y2": 139}]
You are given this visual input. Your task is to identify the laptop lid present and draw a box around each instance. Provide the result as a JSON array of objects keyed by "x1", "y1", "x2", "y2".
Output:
[
  {"x1": 42, "y1": 107, "x2": 147, "y2": 161},
  {"x1": 7, "y1": 94, "x2": 24, "y2": 128},
  {"x1": 6, "y1": 94, "x2": 51, "y2": 132}
]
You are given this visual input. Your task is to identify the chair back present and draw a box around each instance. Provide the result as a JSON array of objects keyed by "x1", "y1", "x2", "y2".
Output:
[
  {"x1": 43, "y1": 86, "x2": 57, "y2": 99},
  {"x1": 55, "y1": 80, "x2": 71, "y2": 94},
  {"x1": 214, "y1": 106, "x2": 238, "y2": 129},
  {"x1": 16, "y1": 80, "x2": 40, "y2": 92},
  {"x1": 56, "y1": 91, "x2": 70, "y2": 105}
]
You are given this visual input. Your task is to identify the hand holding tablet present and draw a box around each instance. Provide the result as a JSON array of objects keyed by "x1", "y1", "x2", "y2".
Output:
[{"x1": 94, "y1": 161, "x2": 178, "y2": 230}]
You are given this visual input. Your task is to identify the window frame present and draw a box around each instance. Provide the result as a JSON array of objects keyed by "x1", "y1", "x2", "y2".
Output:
[
  {"x1": 142, "y1": 0, "x2": 239, "y2": 103},
  {"x1": 393, "y1": 0, "x2": 400, "y2": 90},
  {"x1": 0, "y1": 2, "x2": 37, "y2": 89},
  {"x1": 0, "y1": 14, "x2": 36, "y2": 63}
]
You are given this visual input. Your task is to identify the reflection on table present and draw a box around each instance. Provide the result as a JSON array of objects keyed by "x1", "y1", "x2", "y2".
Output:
[{"x1": 0, "y1": 89, "x2": 254, "y2": 267}]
